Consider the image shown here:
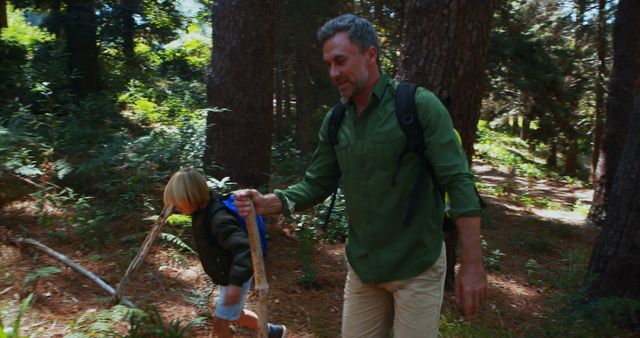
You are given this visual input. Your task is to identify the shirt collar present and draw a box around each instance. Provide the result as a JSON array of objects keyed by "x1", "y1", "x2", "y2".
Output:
[{"x1": 342, "y1": 73, "x2": 391, "y2": 107}]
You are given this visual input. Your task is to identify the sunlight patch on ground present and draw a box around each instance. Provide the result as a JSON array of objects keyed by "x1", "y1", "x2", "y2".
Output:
[
  {"x1": 531, "y1": 209, "x2": 586, "y2": 225},
  {"x1": 488, "y1": 275, "x2": 538, "y2": 298}
]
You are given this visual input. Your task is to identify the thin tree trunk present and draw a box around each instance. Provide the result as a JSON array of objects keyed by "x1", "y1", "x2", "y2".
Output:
[
  {"x1": 521, "y1": 113, "x2": 531, "y2": 140},
  {"x1": 591, "y1": 0, "x2": 607, "y2": 182},
  {"x1": 120, "y1": 0, "x2": 136, "y2": 65},
  {"x1": 588, "y1": 0, "x2": 640, "y2": 225},
  {"x1": 293, "y1": 42, "x2": 312, "y2": 154},
  {"x1": 547, "y1": 141, "x2": 558, "y2": 168},
  {"x1": 274, "y1": 59, "x2": 285, "y2": 142},
  {"x1": 64, "y1": 0, "x2": 101, "y2": 95},
  {"x1": 204, "y1": 0, "x2": 276, "y2": 188},
  {"x1": 0, "y1": 0, "x2": 7, "y2": 29},
  {"x1": 564, "y1": 139, "x2": 578, "y2": 175},
  {"x1": 511, "y1": 113, "x2": 520, "y2": 135}
]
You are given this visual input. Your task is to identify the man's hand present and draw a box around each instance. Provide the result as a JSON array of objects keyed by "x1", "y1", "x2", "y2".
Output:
[
  {"x1": 224, "y1": 284, "x2": 242, "y2": 305},
  {"x1": 233, "y1": 189, "x2": 263, "y2": 217},
  {"x1": 455, "y1": 262, "x2": 488, "y2": 317},
  {"x1": 233, "y1": 189, "x2": 283, "y2": 217},
  {"x1": 455, "y1": 216, "x2": 488, "y2": 318}
]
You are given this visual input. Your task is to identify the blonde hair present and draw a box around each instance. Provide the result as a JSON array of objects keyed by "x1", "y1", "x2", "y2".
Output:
[{"x1": 163, "y1": 168, "x2": 210, "y2": 212}]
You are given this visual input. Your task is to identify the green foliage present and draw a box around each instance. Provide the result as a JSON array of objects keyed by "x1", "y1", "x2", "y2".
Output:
[
  {"x1": 294, "y1": 215, "x2": 319, "y2": 288},
  {"x1": 1, "y1": 4, "x2": 55, "y2": 47},
  {"x1": 122, "y1": 306, "x2": 203, "y2": 338},
  {"x1": 24, "y1": 266, "x2": 62, "y2": 283},
  {"x1": 0, "y1": 294, "x2": 34, "y2": 338},
  {"x1": 481, "y1": 239, "x2": 506, "y2": 271},
  {"x1": 475, "y1": 123, "x2": 548, "y2": 179},
  {"x1": 549, "y1": 249, "x2": 589, "y2": 291},
  {"x1": 177, "y1": 287, "x2": 212, "y2": 316},
  {"x1": 542, "y1": 290, "x2": 640, "y2": 338},
  {"x1": 159, "y1": 233, "x2": 195, "y2": 255},
  {"x1": 312, "y1": 189, "x2": 349, "y2": 244},
  {"x1": 439, "y1": 315, "x2": 512, "y2": 338}
]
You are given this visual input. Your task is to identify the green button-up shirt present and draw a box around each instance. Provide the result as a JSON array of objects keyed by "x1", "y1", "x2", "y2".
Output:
[{"x1": 275, "y1": 74, "x2": 481, "y2": 284}]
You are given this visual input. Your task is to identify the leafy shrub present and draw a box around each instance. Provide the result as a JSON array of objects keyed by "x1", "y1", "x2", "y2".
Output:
[{"x1": 0, "y1": 293, "x2": 34, "y2": 338}]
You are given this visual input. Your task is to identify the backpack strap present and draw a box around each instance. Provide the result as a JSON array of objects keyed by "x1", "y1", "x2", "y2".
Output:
[
  {"x1": 395, "y1": 82, "x2": 446, "y2": 226},
  {"x1": 328, "y1": 101, "x2": 346, "y2": 146}
]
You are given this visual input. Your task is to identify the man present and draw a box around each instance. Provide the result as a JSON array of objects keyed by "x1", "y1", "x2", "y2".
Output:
[{"x1": 234, "y1": 14, "x2": 487, "y2": 337}]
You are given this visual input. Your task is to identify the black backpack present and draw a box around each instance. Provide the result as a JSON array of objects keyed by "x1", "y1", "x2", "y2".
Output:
[{"x1": 325, "y1": 82, "x2": 484, "y2": 232}]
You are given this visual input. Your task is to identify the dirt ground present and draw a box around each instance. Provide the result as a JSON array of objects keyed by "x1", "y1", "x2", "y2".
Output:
[{"x1": 0, "y1": 160, "x2": 602, "y2": 337}]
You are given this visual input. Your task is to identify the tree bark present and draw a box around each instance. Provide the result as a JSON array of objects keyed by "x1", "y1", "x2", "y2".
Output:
[
  {"x1": 0, "y1": 0, "x2": 7, "y2": 29},
  {"x1": 293, "y1": 41, "x2": 312, "y2": 154},
  {"x1": 274, "y1": 59, "x2": 285, "y2": 142},
  {"x1": 63, "y1": 0, "x2": 101, "y2": 95},
  {"x1": 591, "y1": 0, "x2": 607, "y2": 182},
  {"x1": 204, "y1": 0, "x2": 275, "y2": 188},
  {"x1": 585, "y1": 95, "x2": 640, "y2": 322},
  {"x1": 511, "y1": 113, "x2": 520, "y2": 135},
  {"x1": 120, "y1": 0, "x2": 137, "y2": 65},
  {"x1": 397, "y1": 0, "x2": 495, "y2": 290},
  {"x1": 588, "y1": 0, "x2": 640, "y2": 225},
  {"x1": 547, "y1": 141, "x2": 558, "y2": 168},
  {"x1": 564, "y1": 139, "x2": 578, "y2": 175},
  {"x1": 396, "y1": 0, "x2": 495, "y2": 162}
]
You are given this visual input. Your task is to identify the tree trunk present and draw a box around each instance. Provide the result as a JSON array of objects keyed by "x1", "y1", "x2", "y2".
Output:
[
  {"x1": 547, "y1": 141, "x2": 558, "y2": 168},
  {"x1": 562, "y1": 0, "x2": 585, "y2": 178},
  {"x1": 120, "y1": 0, "x2": 137, "y2": 65},
  {"x1": 511, "y1": 113, "x2": 520, "y2": 135},
  {"x1": 591, "y1": 0, "x2": 606, "y2": 182},
  {"x1": 585, "y1": 95, "x2": 640, "y2": 322},
  {"x1": 397, "y1": 0, "x2": 495, "y2": 290},
  {"x1": 588, "y1": 0, "x2": 640, "y2": 226},
  {"x1": 0, "y1": 0, "x2": 7, "y2": 29},
  {"x1": 274, "y1": 60, "x2": 285, "y2": 143},
  {"x1": 564, "y1": 139, "x2": 578, "y2": 176},
  {"x1": 64, "y1": 0, "x2": 101, "y2": 95},
  {"x1": 396, "y1": 0, "x2": 495, "y2": 162},
  {"x1": 293, "y1": 41, "x2": 312, "y2": 154},
  {"x1": 521, "y1": 113, "x2": 531, "y2": 140},
  {"x1": 204, "y1": 0, "x2": 275, "y2": 188}
]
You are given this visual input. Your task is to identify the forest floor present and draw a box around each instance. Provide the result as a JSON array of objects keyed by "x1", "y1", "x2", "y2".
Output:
[{"x1": 0, "y1": 159, "x2": 613, "y2": 337}]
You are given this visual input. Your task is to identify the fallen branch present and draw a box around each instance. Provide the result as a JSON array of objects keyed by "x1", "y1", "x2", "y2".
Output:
[
  {"x1": 14, "y1": 237, "x2": 136, "y2": 308},
  {"x1": 109, "y1": 205, "x2": 173, "y2": 307}
]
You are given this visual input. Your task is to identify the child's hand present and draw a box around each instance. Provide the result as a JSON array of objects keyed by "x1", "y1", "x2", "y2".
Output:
[{"x1": 224, "y1": 284, "x2": 242, "y2": 305}]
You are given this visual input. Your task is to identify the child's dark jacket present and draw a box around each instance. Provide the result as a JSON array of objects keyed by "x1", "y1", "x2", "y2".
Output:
[{"x1": 190, "y1": 194, "x2": 252, "y2": 286}]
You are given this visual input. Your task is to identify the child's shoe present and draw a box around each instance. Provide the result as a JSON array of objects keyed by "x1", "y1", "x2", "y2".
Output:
[{"x1": 267, "y1": 323, "x2": 287, "y2": 338}]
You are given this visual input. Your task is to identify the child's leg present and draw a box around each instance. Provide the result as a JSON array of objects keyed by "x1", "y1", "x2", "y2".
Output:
[
  {"x1": 212, "y1": 316, "x2": 234, "y2": 338},
  {"x1": 236, "y1": 308, "x2": 258, "y2": 329},
  {"x1": 212, "y1": 278, "x2": 253, "y2": 336}
]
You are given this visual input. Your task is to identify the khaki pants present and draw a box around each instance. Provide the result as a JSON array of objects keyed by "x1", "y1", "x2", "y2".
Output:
[{"x1": 341, "y1": 245, "x2": 446, "y2": 338}]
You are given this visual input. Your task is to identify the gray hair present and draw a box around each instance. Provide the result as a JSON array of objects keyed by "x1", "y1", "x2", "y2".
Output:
[{"x1": 317, "y1": 14, "x2": 381, "y2": 62}]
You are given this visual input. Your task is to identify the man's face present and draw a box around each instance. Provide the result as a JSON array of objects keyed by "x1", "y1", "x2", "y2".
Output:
[{"x1": 322, "y1": 31, "x2": 375, "y2": 99}]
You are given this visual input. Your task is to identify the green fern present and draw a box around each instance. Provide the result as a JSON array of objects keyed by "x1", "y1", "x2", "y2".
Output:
[{"x1": 159, "y1": 233, "x2": 196, "y2": 254}]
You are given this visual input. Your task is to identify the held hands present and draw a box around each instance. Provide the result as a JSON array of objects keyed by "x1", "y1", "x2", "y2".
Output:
[
  {"x1": 455, "y1": 263, "x2": 488, "y2": 318},
  {"x1": 224, "y1": 284, "x2": 242, "y2": 305}
]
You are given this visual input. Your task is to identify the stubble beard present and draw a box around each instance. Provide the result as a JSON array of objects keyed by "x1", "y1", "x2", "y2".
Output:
[{"x1": 340, "y1": 68, "x2": 369, "y2": 101}]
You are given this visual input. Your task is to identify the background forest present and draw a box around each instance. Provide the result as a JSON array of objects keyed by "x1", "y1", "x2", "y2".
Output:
[{"x1": 1, "y1": 0, "x2": 640, "y2": 337}]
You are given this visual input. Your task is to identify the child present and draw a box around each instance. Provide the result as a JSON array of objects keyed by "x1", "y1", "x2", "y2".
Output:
[{"x1": 163, "y1": 168, "x2": 286, "y2": 338}]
